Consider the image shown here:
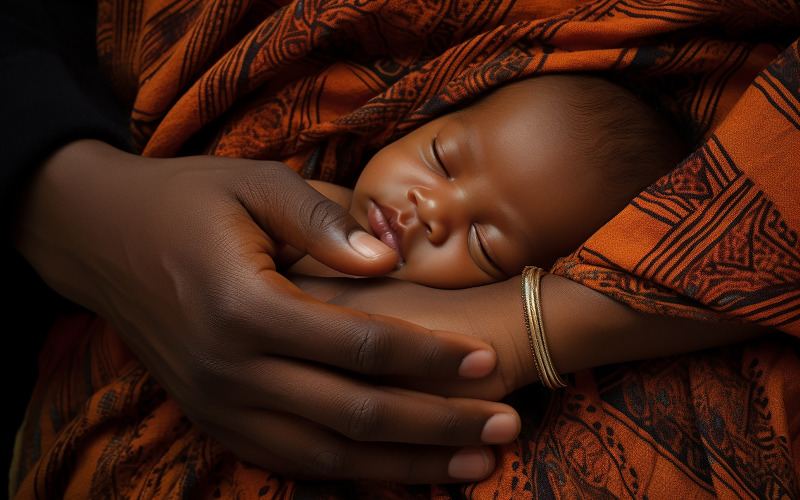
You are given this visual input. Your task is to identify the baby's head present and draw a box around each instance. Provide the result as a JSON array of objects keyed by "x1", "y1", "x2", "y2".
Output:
[{"x1": 351, "y1": 73, "x2": 686, "y2": 288}]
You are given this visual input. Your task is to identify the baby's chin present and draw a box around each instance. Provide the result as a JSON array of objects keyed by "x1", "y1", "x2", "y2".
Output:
[
  {"x1": 385, "y1": 261, "x2": 406, "y2": 279},
  {"x1": 387, "y1": 264, "x2": 436, "y2": 287},
  {"x1": 386, "y1": 265, "x2": 496, "y2": 290}
]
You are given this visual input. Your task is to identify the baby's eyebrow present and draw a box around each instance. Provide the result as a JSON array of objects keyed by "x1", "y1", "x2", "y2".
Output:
[{"x1": 451, "y1": 109, "x2": 476, "y2": 138}]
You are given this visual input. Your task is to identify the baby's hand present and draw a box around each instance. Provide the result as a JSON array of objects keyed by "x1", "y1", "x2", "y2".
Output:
[{"x1": 292, "y1": 275, "x2": 540, "y2": 401}]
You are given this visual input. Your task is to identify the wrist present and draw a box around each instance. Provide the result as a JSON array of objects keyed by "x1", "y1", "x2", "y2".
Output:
[
  {"x1": 539, "y1": 273, "x2": 767, "y2": 377},
  {"x1": 500, "y1": 276, "x2": 543, "y2": 392},
  {"x1": 520, "y1": 267, "x2": 567, "y2": 389},
  {"x1": 539, "y1": 273, "x2": 638, "y2": 376},
  {"x1": 13, "y1": 139, "x2": 133, "y2": 312}
]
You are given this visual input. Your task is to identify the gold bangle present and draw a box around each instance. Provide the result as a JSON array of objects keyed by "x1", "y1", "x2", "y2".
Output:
[{"x1": 521, "y1": 266, "x2": 567, "y2": 389}]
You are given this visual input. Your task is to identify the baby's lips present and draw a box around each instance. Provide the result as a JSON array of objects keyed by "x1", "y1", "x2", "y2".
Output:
[{"x1": 368, "y1": 202, "x2": 405, "y2": 264}]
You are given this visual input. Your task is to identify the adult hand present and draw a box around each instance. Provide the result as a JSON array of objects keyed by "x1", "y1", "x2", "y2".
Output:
[
  {"x1": 14, "y1": 139, "x2": 521, "y2": 483},
  {"x1": 293, "y1": 275, "x2": 539, "y2": 401}
]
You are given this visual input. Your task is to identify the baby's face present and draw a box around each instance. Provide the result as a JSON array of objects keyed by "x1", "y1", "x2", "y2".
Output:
[{"x1": 351, "y1": 76, "x2": 610, "y2": 288}]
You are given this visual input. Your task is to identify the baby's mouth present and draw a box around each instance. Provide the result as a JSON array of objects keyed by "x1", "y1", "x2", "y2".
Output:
[{"x1": 367, "y1": 202, "x2": 404, "y2": 266}]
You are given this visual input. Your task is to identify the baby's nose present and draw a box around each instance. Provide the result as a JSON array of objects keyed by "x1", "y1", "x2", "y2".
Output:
[{"x1": 407, "y1": 185, "x2": 465, "y2": 245}]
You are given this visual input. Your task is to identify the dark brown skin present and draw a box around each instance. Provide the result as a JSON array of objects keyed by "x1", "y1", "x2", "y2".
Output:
[
  {"x1": 291, "y1": 75, "x2": 653, "y2": 288},
  {"x1": 14, "y1": 139, "x2": 525, "y2": 483},
  {"x1": 284, "y1": 74, "x2": 766, "y2": 399},
  {"x1": 13, "y1": 80, "x2": 767, "y2": 484},
  {"x1": 292, "y1": 273, "x2": 768, "y2": 400}
]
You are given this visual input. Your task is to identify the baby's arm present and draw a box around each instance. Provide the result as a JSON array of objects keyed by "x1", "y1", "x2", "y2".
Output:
[{"x1": 290, "y1": 273, "x2": 769, "y2": 400}]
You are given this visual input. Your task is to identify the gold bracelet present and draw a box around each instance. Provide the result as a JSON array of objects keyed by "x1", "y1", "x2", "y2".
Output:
[{"x1": 521, "y1": 266, "x2": 567, "y2": 389}]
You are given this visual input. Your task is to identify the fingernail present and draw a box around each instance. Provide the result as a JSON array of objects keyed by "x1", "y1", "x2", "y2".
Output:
[
  {"x1": 349, "y1": 231, "x2": 393, "y2": 258},
  {"x1": 448, "y1": 447, "x2": 491, "y2": 480},
  {"x1": 481, "y1": 413, "x2": 519, "y2": 444},
  {"x1": 458, "y1": 350, "x2": 495, "y2": 378}
]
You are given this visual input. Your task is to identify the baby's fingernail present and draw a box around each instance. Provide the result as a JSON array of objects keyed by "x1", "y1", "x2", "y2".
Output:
[
  {"x1": 349, "y1": 231, "x2": 393, "y2": 258},
  {"x1": 448, "y1": 447, "x2": 491, "y2": 480},
  {"x1": 458, "y1": 350, "x2": 495, "y2": 378},
  {"x1": 481, "y1": 413, "x2": 519, "y2": 444}
]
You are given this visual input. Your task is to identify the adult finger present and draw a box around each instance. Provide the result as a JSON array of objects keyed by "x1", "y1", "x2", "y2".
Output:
[
  {"x1": 223, "y1": 355, "x2": 520, "y2": 446},
  {"x1": 231, "y1": 274, "x2": 497, "y2": 379},
  {"x1": 237, "y1": 163, "x2": 397, "y2": 276},
  {"x1": 206, "y1": 409, "x2": 499, "y2": 483}
]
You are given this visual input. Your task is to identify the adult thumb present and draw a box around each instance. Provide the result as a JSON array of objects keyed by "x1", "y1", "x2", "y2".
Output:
[{"x1": 249, "y1": 162, "x2": 398, "y2": 277}]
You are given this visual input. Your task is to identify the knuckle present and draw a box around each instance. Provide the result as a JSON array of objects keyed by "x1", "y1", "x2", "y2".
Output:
[
  {"x1": 347, "y1": 319, "x2": 381, "y2": 373},
  {"x1": 342, "y1": 395, "x2": 381, "y2": 441},
  {"x1": 301, "y1": 197, "x2": 348, "y2": 236},
  {"x1": 418, "y1": 338, "x2": 443, "y2": 378},
  {"x1": 229, "y1": 166, "x2": 275, "y2": 208},
  {"x1": 439, "y1": 408, "x2": 463, "y2": 441},
  {"x1": 302, "y1": 446, "x2": 348, "y2": 478}
]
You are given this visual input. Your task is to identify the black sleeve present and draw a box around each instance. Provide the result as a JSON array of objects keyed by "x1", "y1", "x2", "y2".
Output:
[
  {"x1": 1, "y1": 1, "x2": 132, "y2": 470},
  {"x1": 1, "y1": 0, "x2": 133, "y2": 315},
  {"x1": 1, "y1": 0, "x2": 132, "y2": 237}
]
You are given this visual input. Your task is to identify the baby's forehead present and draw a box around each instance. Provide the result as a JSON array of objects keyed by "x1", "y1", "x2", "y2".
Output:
[
  {"x1": 456, "y1": 77, "x2": 601, "y2": 159},
  {"x1": 462, "y1": 75, "x2": 595, "y2": 130},
  {"x1": 473, "y1": 75, "x2": 589, "y2": 107}
]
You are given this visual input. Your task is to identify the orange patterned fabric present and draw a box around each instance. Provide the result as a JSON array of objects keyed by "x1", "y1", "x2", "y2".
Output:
[{"x1": 11, "y1": 1, "x2": 800, "y2": 498}]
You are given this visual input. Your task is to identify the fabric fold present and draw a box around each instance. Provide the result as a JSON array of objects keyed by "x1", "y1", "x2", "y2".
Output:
[{"x1": 12, "y1": 1, "x2": 800, "y2": 498}]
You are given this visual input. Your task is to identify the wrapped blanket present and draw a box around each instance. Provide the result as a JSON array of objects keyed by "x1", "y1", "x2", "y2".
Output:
[{"x1": 11, "y1": 0, "x2": 800, "y2": 498}]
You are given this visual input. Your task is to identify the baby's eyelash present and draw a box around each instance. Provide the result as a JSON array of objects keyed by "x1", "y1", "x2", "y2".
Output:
[
  {"x1": 431, "y1": 137, "x2": 450, "y2": 178},
  {"x1": 469, "y1": 225, "x2": 505, "y2": 280},
  {"x1": 475, "y1": 228, "x2": 497, "y2": 268}
]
